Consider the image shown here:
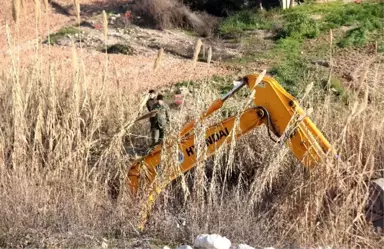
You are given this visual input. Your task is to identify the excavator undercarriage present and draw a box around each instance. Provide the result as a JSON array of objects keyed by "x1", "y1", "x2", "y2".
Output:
[{"x1": 123, "y1": 73, "x2": 384, "y2": 231}]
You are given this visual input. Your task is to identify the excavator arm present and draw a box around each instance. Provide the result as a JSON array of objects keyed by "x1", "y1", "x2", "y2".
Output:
[{"x1": 127, "y1": 73, "x2": 335, "y2": 230}]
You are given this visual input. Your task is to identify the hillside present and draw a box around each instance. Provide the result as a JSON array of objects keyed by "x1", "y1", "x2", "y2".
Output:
[{"x1": 0, "y1": 0, "x2": 383, "y2": 248}]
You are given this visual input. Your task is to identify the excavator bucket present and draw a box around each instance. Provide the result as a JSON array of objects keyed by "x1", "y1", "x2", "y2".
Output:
[{"x1": 366, "y1": 178, "x2": 384, "y2": 229}]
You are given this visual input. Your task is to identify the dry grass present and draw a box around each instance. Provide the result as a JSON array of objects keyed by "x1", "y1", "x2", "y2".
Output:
[
  {"x1": 74, "y1": 0, "x2": 81, "y2": 25},
  {"x1": 0, "y1": 4, "x2": 383, "y2": 249},
  {"x1": 132, "y1": 0, "x2": 218, "y2": 36},
  {"x1": 102, "y1": 10, "x2": 108, "y2": 44},
  {"x1": 154, "y1": 47, "x2": 164, "y2": 72},
  {"x1": 12, "y1": 0, "x2": 21, "y2": 24},
  {"x1": 145, "y1": 71, "x2": 384, "y2": 248},
  {"x1": 192, "y1": 38, "x2": 202, "y2": 67},
  {"x1": 207, "y1": 46, "x2": 212, "y2": 65}
]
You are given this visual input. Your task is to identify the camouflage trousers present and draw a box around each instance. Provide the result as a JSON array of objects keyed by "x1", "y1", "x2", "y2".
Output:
[{"x1": 151, "y1": 127, "x2": 165, "y2": 146}]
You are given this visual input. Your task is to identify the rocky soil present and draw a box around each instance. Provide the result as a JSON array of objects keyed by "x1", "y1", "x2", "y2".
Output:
[{"x1": 0, "y1": 0, "x2": 238, "y2": 94}]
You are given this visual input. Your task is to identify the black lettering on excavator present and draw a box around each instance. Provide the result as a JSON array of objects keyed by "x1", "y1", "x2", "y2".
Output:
[
  {"x1": 219, "y1": 130, "x2": 227, "y2": 139},
  {"x1": 185, "y1": 128, "x2": 230, "y2": 157},
  {"x1": 186, "y1": 146, "x2": 195, "y2": 157},
  {"x1": 206, "y1": 136, "x2": 213, "y2": 145}
]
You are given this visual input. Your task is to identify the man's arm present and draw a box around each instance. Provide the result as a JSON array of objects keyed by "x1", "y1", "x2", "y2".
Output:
[
  {"x1": 146, "y1": 100, "x2": 150, "y2": 111},
  {"x1": 165, "y1": 105, "x2": 170, "y2": 123}
]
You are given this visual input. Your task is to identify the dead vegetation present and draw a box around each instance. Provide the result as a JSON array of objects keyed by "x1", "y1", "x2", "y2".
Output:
[
  {"x1": 1, "y1": 36, "x2": 383, "y2": 247},
  {"x1": 131, "y1": 0, "x2": 219, "y2": 36},
  {"x1": 0, "y1": 0, "x2": 383, "y2": 248}
]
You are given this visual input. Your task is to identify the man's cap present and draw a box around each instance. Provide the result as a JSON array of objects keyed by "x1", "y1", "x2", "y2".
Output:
[{"x1": 149, "y1": 89, "x2": 155, "y2": 94}]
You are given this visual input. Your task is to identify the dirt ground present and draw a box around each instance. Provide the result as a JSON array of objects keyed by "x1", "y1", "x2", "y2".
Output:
[
  {"x1": 0, "y1": 0, "x2": 235, "y2": 93},
  {"x1": 3, "y1": 0, "x2": 380, "y2": 94}
]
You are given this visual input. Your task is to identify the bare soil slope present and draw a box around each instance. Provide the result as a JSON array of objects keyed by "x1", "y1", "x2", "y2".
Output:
[{"x1": 1, "y1": 0, "x2": 233, "y2": 93}]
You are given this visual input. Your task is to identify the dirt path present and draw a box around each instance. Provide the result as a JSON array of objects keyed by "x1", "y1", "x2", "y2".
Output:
[{"x1": 332, "y1": 46, "x2": 384, "y2": 91}]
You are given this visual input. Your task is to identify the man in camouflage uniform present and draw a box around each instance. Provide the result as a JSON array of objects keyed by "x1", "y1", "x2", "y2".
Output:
[
  {"x1": 150, "y1": 94, "x2": 170, "y2": 146},
  {"x1": 146, "y1": 89, "x2": 157, "y2": 111},
  {"x1": 146, "y1": 90, "x2": 158, "y2": 140}
]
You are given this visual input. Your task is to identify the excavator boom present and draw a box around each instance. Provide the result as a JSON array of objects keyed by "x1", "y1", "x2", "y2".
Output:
[{"x1": 127, "y1": 73, "x2": 336, "y2": 230}]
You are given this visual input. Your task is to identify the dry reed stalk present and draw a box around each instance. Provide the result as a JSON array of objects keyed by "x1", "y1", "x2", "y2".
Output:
[
  {"x1": 74, "y1": 0, "x2": 81, "y2": 25},
  {"x1": 47, "y1": 66, "x2": 57, "y2": 157},
  {"x1": 207, "y1": 46, "x2": 212, "y2": 65},
  {"x1": 42, "y1": 0, "x2": 49, "y2": 10},
  {"x1": 34, "y1": 0, "x2": 42, "y2": 30},
  {"x1": 102, "y1": 10, "x2": 108, "y2": 44},
  {"x1": 154, "y1": 48, "x2": 164, "y2": 72},
  {"x1": 6, "y1": 25, "x2": 26, "y2": 170},
  {"x1": 12, "y1": 0, "x2": 21, "y2": 24},
  {"x1": 72, "y1": 43, "x2": 80, "y2": 118},
  {"x1": 72, "y1": 43, "x2": 78, "y2": 72},
  {"x1": 202, "y1": 44, "x2": 206, "y2": 59},
  {"x1": 192, "y1": 39, "x2": 202, "y2": 67},
  {"x1": 327, "y1": 29, "x2": 333, "y2": 87}
]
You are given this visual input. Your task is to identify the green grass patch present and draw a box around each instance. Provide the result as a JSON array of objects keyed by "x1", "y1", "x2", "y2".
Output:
[
  {"x1": 266, "y1": 1, "x2": 382, "y2": 95},
  {"x1": 269, "y1": 58, "x2": 308, "y2": 97},
  {"x1": 181, "y1": 29, "x2": 199, "y2": 37},
  {"x1": 278, "y1": 12, "x2": 320, "y2": 40},
  {"x1": 322, "y1": 76, "x2": 344, "y2": 96},
  {"x1": 320, "y1": 2, "x2": 383, "y2": 29},
  {"x1": 289, "y1": 1, "x2": 384, "y2": 48},
  {"x1": 338, "y1": 23, "x2": 383, "y2": 48},
  {"x1": 218, "y1": 9, "x2": 277, "y2": 36},
  {"x1": 175, "y1": 80, "x2": 196, "y2": 89},
  {"x1": 46, "y1": 27, "x2": 81, "y2": 45},
  {"x1": 267, "y1": 35, "x2": 308, "y2": 96},
  {"x1": 379, "y1": 39, "x2": 384, "y2": 53},
  {"x1": 220, "y1": 1, "x2": 383, "y2": 96}
]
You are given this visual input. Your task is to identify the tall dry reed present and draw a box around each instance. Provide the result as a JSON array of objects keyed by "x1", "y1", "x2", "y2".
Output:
[
  {"x1": 154, "y1": 48, "x2": 164, "y2": 72},
  {"x1": 0, "y1": 8, "x2": 382, "y2": 249},
  {"x1": 192, "y1": 39, "x2": 203, "y2": 67},
  {"x1": 12, "y1": 0, "x2": 21, "y2": 24},
  {"x1": 207, "y1": 46, "x2": 212, "y2": 65},
  {"x1": 74, "y1": 0, "x2": 81, "y2": 25},
  {"x1": 102, "y1": 10, "x2": 108, "y2": 44}
]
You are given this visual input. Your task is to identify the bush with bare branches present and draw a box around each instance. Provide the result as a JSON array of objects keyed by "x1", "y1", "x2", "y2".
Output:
[{"x1": 132, "y1": 0, "x2": 218, "y2": 36}]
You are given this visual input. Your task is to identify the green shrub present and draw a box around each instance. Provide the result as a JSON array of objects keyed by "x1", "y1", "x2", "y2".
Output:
[
  {"x1": 101, "y1": 44, "x2": 134, "y2": 55},
  {"x1": 322, "y1": 76, "x2": 344, "y2": 96},
  {"x1": 321, "y1": 2, "x2": 383, "y2": 47},
  {"x1": 46, "y1": 27, "x2": 81, "y2": 45},
  {"x1": 322, "y1": 2, "x2": 383, "y2": 29},
  {"x1": 219, "y1": 9, "x2": 274, "y2": 36},
  {"x1": 274, "y1": 37, "x2": 301, "y2": 57},
  {"x1": 268, "y1": 34, "x2": 307, "y2": 96},
  {"x1": 338, "y1": 27, "x2": 368, "y2": 47},
  {"x1": 269, "y1": 57, "x2": 308, "y2": 97},
  {"x1": 279, "y1": 12, "x2": 319, "y2": 40}
]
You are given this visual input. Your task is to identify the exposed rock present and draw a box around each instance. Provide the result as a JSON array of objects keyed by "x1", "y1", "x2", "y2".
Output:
[
  {"x1": 235, "y1": 244, "x2": 255, "y2": 249},
  {"x1": 176, "y1": 246, "x2": 193, "y2": 249},
  {"x1": 311, "y1": 60, "x2": 330, "y2": 67},
  {"x1": 194, "y1": 234, "x2": 231, "y2": 249}
]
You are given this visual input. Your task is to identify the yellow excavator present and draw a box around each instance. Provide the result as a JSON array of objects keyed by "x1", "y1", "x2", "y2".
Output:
[{"x1": 126, "y1": 73, "x2": 384, "y2": 231}]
